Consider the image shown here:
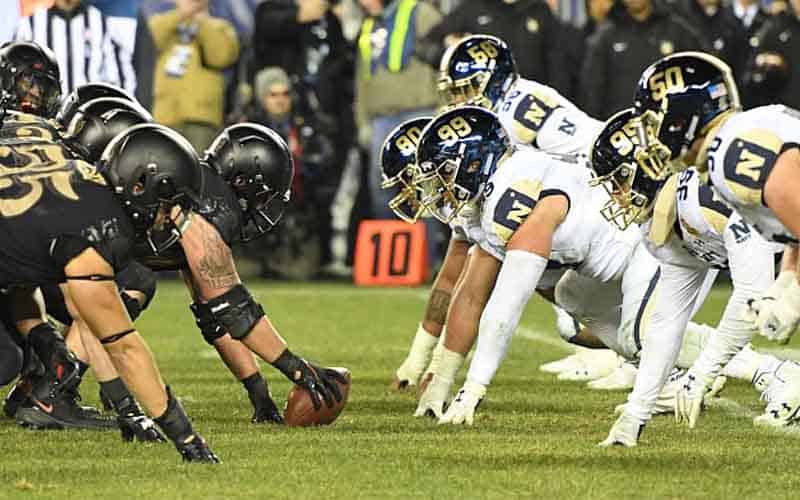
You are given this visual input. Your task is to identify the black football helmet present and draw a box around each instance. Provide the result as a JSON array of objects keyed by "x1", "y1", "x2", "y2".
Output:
[
  {"x1": 100, "y1": 123, "x2": 204, "y2": 253},
  {"x1": 589, "y1": 108, "x2": 666, "y2": 230},
  {"x1": 379, "y1": 116, "x2": 431, "y2": 223},
  {"x1": 437, "y1": 35, "x2": 517, "y2": 111},
  {"x1": 416, "y1": 106, "x2": 510, "y2": 223},
  {"x1": 64, "y1": 97, "x2": 153, "y2": 163},
  {"x1": 204, "y1": 123, "x2": 294, "y2": 242},
  {"x1": 632, "y1": 52, "x2": 740, "y2": 179},
  {"x1": 57, "y1": 82, "x2": 138, "y2": 128},
  {"x1": 0, "y1": 41, "x2": 61, "y2": 119}
]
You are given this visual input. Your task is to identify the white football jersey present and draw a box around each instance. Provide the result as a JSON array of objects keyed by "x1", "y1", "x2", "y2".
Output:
[
  {"x1": 707, "y1": 105, "x2": 800, "y2": 244},
  {"x1": 479, "y1": 148, "x2": 640, "y2": 283},
  {"x1": 643, "y1": 168, "x2": 737, "y2": 269},
  {"x1": 448, "y1": 203, "x2": 485, "y2": 245},
  {"x1": 496, "y1": 78, "x2": 603, "y2": 156}
]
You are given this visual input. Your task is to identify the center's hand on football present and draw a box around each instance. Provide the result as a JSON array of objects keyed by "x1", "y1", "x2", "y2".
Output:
[{"x1": 438, "y1": 380, "x2": 486, "y2": 425}]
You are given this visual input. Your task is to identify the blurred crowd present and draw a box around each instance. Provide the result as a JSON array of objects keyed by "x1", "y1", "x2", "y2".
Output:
[{"x1": 4, "y1": 0, "x2": 799, "y2": 279}]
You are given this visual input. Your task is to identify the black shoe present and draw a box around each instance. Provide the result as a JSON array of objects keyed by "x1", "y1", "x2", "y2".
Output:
[
  {"x1": 252, "y1": 400, "x2": 284, "y2": 424},
  {"x1": 61, "y1": 385, "x2": 103, "y2": 419},
  {"x1": 16, "y1": 393, "x2": 118, "y2": 430},
  {"x1": 176, "y1": 434, "x2": 220, "y2": 463},
  {"x1": 3, "y1": 376, "x2": 37, "y2": 418}
]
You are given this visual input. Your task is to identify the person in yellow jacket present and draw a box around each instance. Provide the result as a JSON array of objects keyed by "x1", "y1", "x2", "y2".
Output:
[{"x1": 149, "y1": 0, "x2": 240, "y2": 152}]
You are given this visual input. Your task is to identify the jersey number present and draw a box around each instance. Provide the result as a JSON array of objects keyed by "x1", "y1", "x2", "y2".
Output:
[
  {"x1": 466, "y1": 41, "x2": 499, "y2": 65},
  {"x1": 436, "y1": 116, "x2": 472, "y2": 142},
  {"x1": 394, "y1": 126, "x2": 423, "y2": 155}
]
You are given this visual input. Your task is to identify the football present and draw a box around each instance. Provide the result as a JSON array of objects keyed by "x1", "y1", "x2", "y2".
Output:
[{"x1": 283, "y1": 367, "x2": 351, "y2": 427}]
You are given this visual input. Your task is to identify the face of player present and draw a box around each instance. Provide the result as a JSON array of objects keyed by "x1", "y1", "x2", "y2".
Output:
[{"x1": 14, "y1": 73, "x2": 59, "y2": 116}]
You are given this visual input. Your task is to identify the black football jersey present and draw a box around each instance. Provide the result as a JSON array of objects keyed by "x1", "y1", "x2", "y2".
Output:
[
  {"x1": 134, "y1": 162, "x2": 242, "y2": 271},
  {"x1": 0, "y1": 111, "x2": 135, "y2": 287}
]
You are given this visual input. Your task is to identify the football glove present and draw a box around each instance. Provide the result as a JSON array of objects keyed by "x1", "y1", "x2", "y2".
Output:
[
  {"x1": 598, "y1": 412, "x2": 644, "y2": 448},
  {"x1": 748, "y1": 277, "x2": 800, "y2": 344},
  {"x1": 414, "y1": 373, "x2": 453, "y2": 419},
  {"x1": 438, "y1": 380, "x2": 486, "y2": 425},
  {"x1": 675, "y1": 370, "x2": 714, "y2": 429},
  {"x1": 272, "y1": 349, "x2": 348, "y2": 411},
  {"x1": 392, "y1": 325, "x2": 439, "y2": 391}
]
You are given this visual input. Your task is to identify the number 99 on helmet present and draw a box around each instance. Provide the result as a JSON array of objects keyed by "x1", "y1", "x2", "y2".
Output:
[{"x1": 415, "y1": 106, "x2": 510, "y2": 224}]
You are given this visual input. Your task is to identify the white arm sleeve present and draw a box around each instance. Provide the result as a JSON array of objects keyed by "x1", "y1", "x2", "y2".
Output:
[
  {"x1": 625, "y1": 262, "x2": 707, "y2": 423},
  {"x1": 690, "y1": 224, "x2": 776, "y2": 379},
  {"x1": 467, "y1": 250, "x2": 547, "y2": 386}
]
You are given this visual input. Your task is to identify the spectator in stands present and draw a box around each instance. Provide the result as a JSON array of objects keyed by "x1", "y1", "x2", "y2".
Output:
[
  {"x1": 674, "y1": 0, "x2": 747, "y2": 78},
  {"x1": 580, "y1": 0, "x2": 705, "y2": 119},
  {"x1": 244, "y1": 66, "x2": 337, "y2": 279},
  {"x1": 149, "y1": 0, "x2": 239, "y2": 152},
  {"x1": 725, "y1": 0, "x2": 770, "y2": 106},
  {"x1": 15, "y1": 0, "x2": 137, "y2": 94},
  {"x1": 355, "y1": 0, "x2": 440, "y2": 218},
  {"x1": 418, "y1": 0, "x2": 568, "y2": 93},
  {"x1": 583, "y1": 0, "x2": 615, "y2": 38},
  {"x1": 743, "y1": 0, "x2": 800, "y2": 108},
  {"x1": 355, "y1": 0, "x2": 444, "y2": 268}
]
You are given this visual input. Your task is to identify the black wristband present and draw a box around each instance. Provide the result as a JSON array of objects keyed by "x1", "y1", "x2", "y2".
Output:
[
  {"x1": 154, "y1": 386, "x2": 194, "y2": 444},
  {"x1": 271, "y1": 349, "x2": 303, "y2": 382}
]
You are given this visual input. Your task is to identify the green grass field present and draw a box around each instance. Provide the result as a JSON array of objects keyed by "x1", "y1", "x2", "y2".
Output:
[{"x1": 2, "y1": 281, "x2": 800, "y2": 499}]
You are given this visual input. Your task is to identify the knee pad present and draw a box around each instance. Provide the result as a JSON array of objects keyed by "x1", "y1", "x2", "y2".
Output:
[
  {"x1": 206, "y1": 285, "x2": 264, "y2": 340},
  {"x1": 189, "y1": 302, "x2": 226, "y2": 345},
  {"x1": 115, "y1": 262, "x2": 158, "y2": 312}
]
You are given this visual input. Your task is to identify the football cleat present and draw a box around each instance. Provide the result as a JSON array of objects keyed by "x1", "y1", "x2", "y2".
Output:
[
  {"x1": 176, "y1": 434, "x2": 220, "y2": 463},
  {"x1": 15, "y1": 392, "x2": 118, "y2": 430},
  {"x1": 754, "y1": 360, "x2": 800, "y2": 427},
  {"x1": 587, "y1": 361, "x2": 638, "y2": 390},
  {"x1": 598, "y1": 412, "x2": 645, "y2": 448},
  {"x1": 556, "y1": 349, "x2": 622, "y2": 382},
  {"x1": 252, "y1": 399, "x2": 284, "y2": 424},
  {"x1": 3, "y1": 376, "x2": 37, "y2": 418},
  {"x1": 539, "y1": 352, "x2": 583, "y2": 374}
]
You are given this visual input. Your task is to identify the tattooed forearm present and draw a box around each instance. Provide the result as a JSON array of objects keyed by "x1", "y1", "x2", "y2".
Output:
[
  {"x1": 195, "y1": 231, "x2": 238, "y2": 290},
  {"x1": 424, "y1": 289, "x2": 452, "y2": 326}
]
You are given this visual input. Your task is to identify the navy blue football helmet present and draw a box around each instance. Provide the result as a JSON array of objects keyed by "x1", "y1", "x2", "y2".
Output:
[
  {"x1": 415, "y1": 106, "x2": 510, "y2": 223},
  {"x1": 589, "y1": 108, "x2": 666, "y2": 230},
  {"x1": 437, "y1": 35, "x2": 517, "y2": 111},
  {"x1": 379, "y1": 116, "x2": 431, "y2": 223},
  {"x1": 632, "y1": 52, "x2": 740, "y2": 179}
]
